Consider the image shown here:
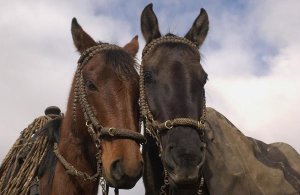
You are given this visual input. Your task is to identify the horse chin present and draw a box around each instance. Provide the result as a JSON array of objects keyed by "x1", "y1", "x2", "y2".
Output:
[
  {"x1": 168, "y1": 171, "x2": 199, "y2": 189},
  {"x1": 106, "y1": 177, "x2": 139, "y2": 189},
  {"x1": 104, "y1": 168, "x2": 141, "y2": 189}
]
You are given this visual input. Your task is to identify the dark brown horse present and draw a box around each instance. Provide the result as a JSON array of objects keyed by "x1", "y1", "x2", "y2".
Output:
[
  {"x1": 203, "y1": 107, "x2": 300, "y2": 195},
  {"x1": 140, "y1": 4, "x2": 209, "y2": 195},
  {"x1": 37, "y1": 18, "x2": 144, "y2": 194}
]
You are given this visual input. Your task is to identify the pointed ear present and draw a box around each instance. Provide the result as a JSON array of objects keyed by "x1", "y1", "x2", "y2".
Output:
[
  {"x1": 141, "y1": 3, "x2": 161, "y2": 44},
  {"x1": 123, "y1": 35, "x2": 139, "y2": 57},
  {"x1": 71, "y1": 18, "x2": 97, "y2": 53},
  {"x1": 185, "y1": 8, "x2": 209, "y2": 47}
]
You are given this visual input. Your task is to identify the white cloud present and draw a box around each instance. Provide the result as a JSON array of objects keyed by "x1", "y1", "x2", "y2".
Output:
[
  {"x1": 0, "y1": 1, "x2": 143, "y2": 194},
  {"x1": 0, "y1": 1, "x2": 299, "y2": 194},
  {"x1": 0, "y1": 0, "x2": 135, "y2": 159},
  {"x1": 253, "y1": 0, "x2": 300, "y2": 47},
  {"x1": 205, "y1": 0, "x2": 300, "y2": 151}
]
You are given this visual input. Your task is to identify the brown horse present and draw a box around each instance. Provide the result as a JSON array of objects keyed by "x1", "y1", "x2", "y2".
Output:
[
  {"x1": 140, "y1": 4, "x2": 209, "y2": 195},
  {"x1": 37, "y1": 18, "x2": 144, "y2": 194}
]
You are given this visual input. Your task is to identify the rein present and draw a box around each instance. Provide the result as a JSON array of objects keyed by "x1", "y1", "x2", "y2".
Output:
[
  {"x1": 53, "y1": 43, "x2": 146, "y2": 195},
  {"x1": 140, "y1": 36, "x2": 207, "y2": 195}
]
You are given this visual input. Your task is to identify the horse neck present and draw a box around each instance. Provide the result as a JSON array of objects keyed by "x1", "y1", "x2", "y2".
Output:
[
  {"x1": 49, "y1": 85, "x2": 99, "y2": 194},
  {"x1": 60, "y1": 88, "x2": 97, "y2": 169},
  {"x1": 143, "y1": 135, "x2": 164, "y2": 195}
]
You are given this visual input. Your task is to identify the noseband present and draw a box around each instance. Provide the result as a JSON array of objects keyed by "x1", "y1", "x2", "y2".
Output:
[
  {"x1": 140, "y1": 36, "x2": 207, "y2": 195},
  {"x1": 54, "y1": 43, "x2": 146, "y2": 195}
]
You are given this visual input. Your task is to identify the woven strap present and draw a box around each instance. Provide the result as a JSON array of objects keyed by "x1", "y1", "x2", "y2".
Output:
[
  {"x1": 142, "y1": 36, "x2": 199, "y2": 58},
  {"x1": 149, "y1": 118, "x2": 205, "y2": 132},
  {"x1": 53, "y1": 143, "x2": 100, "y2": 181},
  {"x1": 101, "y1": 128, "x2": 146, "y2": 144}
]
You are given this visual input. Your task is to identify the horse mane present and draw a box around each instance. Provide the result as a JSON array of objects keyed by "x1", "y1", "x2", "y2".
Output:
[
  {"x1": 97, "y1": 43, "x2": 138, "y2": 80},
  {"x1": 159, "y1": 33, "x2": 200, "y2": 55},
  {"x1": 37, "y1": 117, "x2": 62, "y2": 193},
  {"x1": 165, "y1": 33, "x2": 176, "y2": 37}
]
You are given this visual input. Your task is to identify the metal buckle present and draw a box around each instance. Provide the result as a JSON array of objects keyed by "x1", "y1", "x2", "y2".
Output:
[
  {"x1": 108, "y1": 128, "x2": 115, "y2": 136},
  {"x1": 164, "y1": 120, "x2": 173, "y2": 130},
  {"x1": 198, "y1": 120, "x2": 205, "y2": 129},
  {"x1": 85, "y1": 121, "x2": 92, "y2": 127}
]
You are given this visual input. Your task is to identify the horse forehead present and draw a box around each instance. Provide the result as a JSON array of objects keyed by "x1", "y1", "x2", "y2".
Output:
[
  {"x1": 154, "y1": 61, "x2": 203, "y2": 85},
  {"x1": 83, "y1": 56, "x2": 133, "y2": 79},
  {"x1": 144, "y1": 48, "x2": 199, "y2": 72},
  {"x1": 83, "y1": 54, "x2": 106, "y2": 72},
  {"x1": 155, "y1": 43, "x2": 198, "y2": 58}
]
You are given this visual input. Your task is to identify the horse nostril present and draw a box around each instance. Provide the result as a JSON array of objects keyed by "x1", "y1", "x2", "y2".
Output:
[
  {"x1": 134, "y1": 160, "x2": 144, "y2": 175},
  {"x1": 200, "y1": 142, "x2": 206, "y2": 151},
  {"x1": 111, "y1": 159, "x2": 124, "y2": 181},
  {"x1": 164, "y1": 145, "x2": 177, "y2": 171},
  {"x1": 167, "y1": 144, "x2": 174, "y2": 153}
]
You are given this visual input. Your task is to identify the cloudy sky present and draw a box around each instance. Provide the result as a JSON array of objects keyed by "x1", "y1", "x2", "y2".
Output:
[{"x1": 0, "y1": 0, "x2": 299, "y2": 194}]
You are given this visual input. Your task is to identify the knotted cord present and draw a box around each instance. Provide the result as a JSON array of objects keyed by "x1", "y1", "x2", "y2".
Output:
[{"x1": 0, "y1": 113, "x2": 59, "y2": 195}]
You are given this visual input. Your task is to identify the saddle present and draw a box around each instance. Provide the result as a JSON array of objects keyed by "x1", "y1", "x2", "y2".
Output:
[{"x1": 0, "y1": 106, "x2": 62, "y2": 195}]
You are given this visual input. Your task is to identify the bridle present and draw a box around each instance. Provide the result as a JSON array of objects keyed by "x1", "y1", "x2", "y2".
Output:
[
  {"x1": 53, "y1": 43, "x2": 146, "y2": 195},
  {"x1": 140, "y1": 36, "x2": 207, "y2": 195}
]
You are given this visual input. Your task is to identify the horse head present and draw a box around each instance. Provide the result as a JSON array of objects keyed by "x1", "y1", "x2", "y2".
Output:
[
  {"x1": 69, "y1": 18, "x2": 143, "y2": 189},
  {"x1": 140, "y1": 3, "x2": 209, "y2": 189}
]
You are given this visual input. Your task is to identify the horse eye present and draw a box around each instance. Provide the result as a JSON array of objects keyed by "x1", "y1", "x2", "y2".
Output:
[
  {"x1": 144, "y1": 71, "x2": 153, "y2": 83},
  {"x1": 86, "y1": 80, "x2": 97, "y2": 91}
]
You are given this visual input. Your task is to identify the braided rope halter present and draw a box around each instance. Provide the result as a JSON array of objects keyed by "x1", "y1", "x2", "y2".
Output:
[
  {"x1": 140, "y1": 36, "x2": 207, "y2": 195},
  {"x1": 53, "y1": 43, "x2": 146, "y2": 195}
]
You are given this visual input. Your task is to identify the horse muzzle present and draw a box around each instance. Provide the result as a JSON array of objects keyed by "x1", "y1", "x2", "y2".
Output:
[
  {"x1": 108, "y1": 158, "x2": 143, "y2": 189},
  {"x1": 167, "y1": 164, "x2": 201, "y2": 188}
]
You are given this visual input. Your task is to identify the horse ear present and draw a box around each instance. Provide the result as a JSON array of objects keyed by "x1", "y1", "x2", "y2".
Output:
[
  {"x1": 123, "y1": 35, "x2": 139, "y2": 57},
  {"x1": 184, "y1": 8, "x2": 209, "y2": 47},
  {"x1": 141, "y1": 3, "x2": 161, "y2": 44},
  {"x1": 71, "y1": 18, "x2": 97, "y2": 53}
]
